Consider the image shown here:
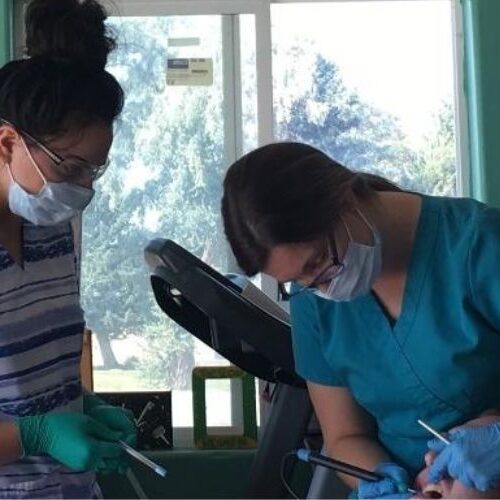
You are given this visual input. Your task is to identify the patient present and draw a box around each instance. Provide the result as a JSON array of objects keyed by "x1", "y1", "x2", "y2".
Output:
[{"x1": 413, "y1": 411, "x2": 500, "y2": 499}]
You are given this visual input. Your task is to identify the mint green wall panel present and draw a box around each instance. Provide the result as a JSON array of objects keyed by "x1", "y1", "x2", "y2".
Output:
[
  {"x1": 0, "y1": 0, "x2": 13, "y2": 66},
  {"x1": 463, "y1": 0, "x2": 500, "y2": 207}
]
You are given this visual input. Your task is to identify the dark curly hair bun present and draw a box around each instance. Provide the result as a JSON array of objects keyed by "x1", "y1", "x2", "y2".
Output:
[{"x1": 25, "y1": 0, "x2": 115, "y2": 69}]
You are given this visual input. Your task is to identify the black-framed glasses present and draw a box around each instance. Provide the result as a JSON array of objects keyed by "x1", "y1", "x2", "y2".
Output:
[
  {"x1": 279, "y1": 235, "x2": 344, "y2": 301},
  {"x1": 0, "y1": 117, "x2": 109, "y2": 182}
]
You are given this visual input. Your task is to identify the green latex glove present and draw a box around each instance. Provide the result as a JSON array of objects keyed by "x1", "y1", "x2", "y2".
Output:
[
  {"x1": 88, "y1": 405, "x2": 137, "y2": 446},
  {"x1": 17, "y1": 412, "x2": 126, "y2": 473},
  {"x1": 83, "y1": 392, "x2": 136, "y2": 445},
  {"x1": 86, "y1": 400, "x2": 138, "y2": 474},
  {"x1": 83, "y1": 392, "x2": 107, "y2": 414}
]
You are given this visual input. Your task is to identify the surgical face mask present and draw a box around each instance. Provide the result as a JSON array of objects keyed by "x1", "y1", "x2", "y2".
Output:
[
  {"x1": 314, "y1": 210, "x2": 382, "y2": 302},
  {"x1": 6, "y1": 140, "x2": 95, "y2": 226}
]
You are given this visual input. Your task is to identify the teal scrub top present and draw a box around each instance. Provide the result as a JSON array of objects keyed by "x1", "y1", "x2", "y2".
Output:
[{"x1": 290, "y1": 195, "x2": 500, "y2": 477}]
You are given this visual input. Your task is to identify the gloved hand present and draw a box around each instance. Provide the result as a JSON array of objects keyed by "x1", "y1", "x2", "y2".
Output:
[
  {"x1": 83, "y1": 392, "x2": 137, "y2": 445},
  {"x1": 428, "y1": 423, "x2": 500, "y2": 491},
  {"x1": 358, "y1": 462, "x2": 413, "y2": 499},
  {"x1": 83, "y1": 392, "x2": 107, "y2": 414},
  {"x1": 87, "y1": 405, "x2": 138, "y2": 475},
  {"x1": 86, "y1": 404, "x2": 137, "y2": 447},
  {"x1": 16, "y1": 412, "x2": 126, "y2": 474}
]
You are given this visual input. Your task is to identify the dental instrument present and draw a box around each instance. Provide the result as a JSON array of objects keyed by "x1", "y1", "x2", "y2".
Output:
[
  {"x1": 296, "y1": 449, "x2": 417, "y2": 494},
  {"x1": 417, "y1": 419, "x2": 451, "y2": 445},
  {"x1": 126, "y1": 469, "x2": 148, "y2": 499},
  {"x1": 119, "y1": 440, "x2": 167, "y2": 477}
]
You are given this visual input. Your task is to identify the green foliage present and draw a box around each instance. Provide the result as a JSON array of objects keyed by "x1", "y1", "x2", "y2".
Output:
[
  {"x1": 276, "y1": 55, "x2": 456, "y2": 196},
  {"x1": 277, "y1": 55, "x2": 416, "y2": 186},
  {"x1": 137, "y1": 310, "x2": 195, "y2": 390},
  {"x1": 83, "y1": 17, "x2": 227, "y2": 389},
  {"x1": 411, "y1": 101, "x2": 456, "y2": 196}
]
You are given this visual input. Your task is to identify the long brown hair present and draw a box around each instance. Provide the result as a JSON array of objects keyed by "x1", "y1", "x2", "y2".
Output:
[{"x1": 222, "y1": 142, "x2": 401, "y2": 276}]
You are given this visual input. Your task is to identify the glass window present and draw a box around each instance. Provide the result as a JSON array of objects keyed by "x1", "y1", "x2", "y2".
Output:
[
  {"x1": 82, "y1": 15, "x2": 234, "y2": 428},
  {"x1": 272, "y1": 0, "x2": 457, "y2": 196}
]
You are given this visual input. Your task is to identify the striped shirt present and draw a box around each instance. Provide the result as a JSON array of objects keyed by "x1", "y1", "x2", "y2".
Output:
[{"x1": 0, "y1": 221, "x2": 99, "y2": 499}]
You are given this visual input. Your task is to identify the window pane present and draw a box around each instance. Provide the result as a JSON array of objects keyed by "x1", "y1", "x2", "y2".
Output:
[
  {"x1": 83, "y1": 15, "x2": 231, "y2": 428},
  {"x1": 272, "y1": 0, "x2": 457, "y2": 196},
  {"x1": 240, "y1": 14, "x2": 258, "y2": 154},
  {"x1": 206, "y1": 379, "x2": 232, "y2": 429}
]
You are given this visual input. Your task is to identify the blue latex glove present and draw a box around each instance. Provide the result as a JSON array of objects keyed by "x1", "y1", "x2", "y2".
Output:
[
  {"x1": 428, "y1": 423, "x2": 500, "y2": 491},
  {"x1": 358, "y1": 462, "x2": 412, "y2": 499}
]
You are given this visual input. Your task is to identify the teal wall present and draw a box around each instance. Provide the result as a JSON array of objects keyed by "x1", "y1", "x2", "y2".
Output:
[
  {"x1": 463, "y1": 0, "x2": 500, "y2": 207},
  {"x1": 0, "y1": 0, "x2": 12, "y2": 66}
]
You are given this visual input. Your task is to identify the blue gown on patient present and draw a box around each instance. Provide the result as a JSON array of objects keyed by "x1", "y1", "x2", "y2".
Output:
[{"x1": 290, "y1": 195, "x2": 500, "y2": 477}]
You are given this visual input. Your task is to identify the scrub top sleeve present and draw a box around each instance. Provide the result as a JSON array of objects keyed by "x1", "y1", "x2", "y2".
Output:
[
  {"x1": 468, "y1": 207, "x2": 500, "y2": 328},
  {"x1": 290, "y1": 293, "x2": 345, "y2": 386}
]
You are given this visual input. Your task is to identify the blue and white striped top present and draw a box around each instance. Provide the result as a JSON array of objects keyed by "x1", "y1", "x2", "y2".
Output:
[{"x1": 0, "y1": 221, "x2": 98, "y2": 499}]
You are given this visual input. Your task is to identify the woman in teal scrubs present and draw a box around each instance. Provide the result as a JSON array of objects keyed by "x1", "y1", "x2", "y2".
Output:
[{"x1": 221, "y1": 142, "x2": 500, "y2": 498}]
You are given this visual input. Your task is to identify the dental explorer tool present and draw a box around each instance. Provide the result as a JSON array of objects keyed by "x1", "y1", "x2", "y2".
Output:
[{"x1": 417, "y1": 419, "x2": 451, "y2": 445}]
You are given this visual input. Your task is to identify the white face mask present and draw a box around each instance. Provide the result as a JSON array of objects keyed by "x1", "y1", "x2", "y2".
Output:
[
  {"x1": 314, "y1": 210, "x2": 382, "y2": 302},
  {"x1": 6, "y1": 140, "x2": 95, "y2": 226}
]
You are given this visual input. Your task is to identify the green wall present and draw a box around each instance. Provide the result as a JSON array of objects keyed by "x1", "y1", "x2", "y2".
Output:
[
  {"x1": 0, "y1": 0, "x2": 12, "y2": 66},
  {"x1": 463, "y1": 0, "x2": 500, "y2": 206},
  {"x1": 97, "y1": 449, "x2": 311, "y2": 499},
  {"x1": 98, "y1": 450, "x2": 257, "y2": 499}
]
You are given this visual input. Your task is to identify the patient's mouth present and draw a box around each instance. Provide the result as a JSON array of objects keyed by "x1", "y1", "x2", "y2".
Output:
[{"x1": 423, "y1": 483, "x2": 443, "y2": 498}]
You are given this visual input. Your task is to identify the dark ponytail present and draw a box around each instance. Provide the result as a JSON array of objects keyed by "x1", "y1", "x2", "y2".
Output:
[
  {"x1": 0, "y1": 0, "x2": 123, "y2": 138},
  {"x1": 222, "y1": 142, "x2": 401, "y2": 276}
]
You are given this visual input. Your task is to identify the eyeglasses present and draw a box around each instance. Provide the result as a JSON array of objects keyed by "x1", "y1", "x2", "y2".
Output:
[
  {"x1": 278, "y1": 235, "x2": 344, "y2": 301},
  {"x1": 0, "y1": 117, "x2": 109, "y2": 182}
]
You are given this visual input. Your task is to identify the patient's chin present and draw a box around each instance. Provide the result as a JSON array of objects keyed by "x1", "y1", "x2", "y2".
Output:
[{"x1": 446, "y1": 483, "x2": 500, "y2": 499}]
